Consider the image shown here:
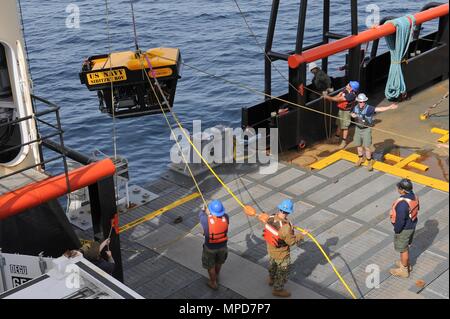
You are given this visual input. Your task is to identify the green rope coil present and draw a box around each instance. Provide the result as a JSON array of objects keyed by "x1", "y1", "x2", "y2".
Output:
[{"x1": 384, "y1": 15, "x2": 416, "y2": 100}]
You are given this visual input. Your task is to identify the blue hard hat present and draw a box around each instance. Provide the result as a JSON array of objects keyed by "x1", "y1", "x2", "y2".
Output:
[
  {"x1": 349, "y1": 81, "x2": 360, "y2": 92},
  {"x1": 208, "y1": 200, "x2": 225, "y2": 217},
  {"x1": 277, "y1": 199, "x2": 294, "y2": 214}
]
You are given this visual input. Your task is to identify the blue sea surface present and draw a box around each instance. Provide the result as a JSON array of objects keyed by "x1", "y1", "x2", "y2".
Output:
[{"x1": 20, "y1": 0, "x2": 436, "y2": 185}]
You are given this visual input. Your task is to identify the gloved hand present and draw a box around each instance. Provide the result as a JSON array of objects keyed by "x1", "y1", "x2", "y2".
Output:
[
  {"x1": 295, "y1": 233, "x2": 305, "y2": 242},
  {"x1": 244, "y1": 205, "x2": 257, "y2": 217},
  {"x1": 295, "y1": 229, "x2": 309, "y2": 243},
  {"x1": 258, "y1": 213, "x2": 269, "y2": 224}
]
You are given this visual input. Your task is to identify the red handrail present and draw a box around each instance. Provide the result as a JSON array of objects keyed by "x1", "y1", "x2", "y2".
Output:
[
  {"x1": 288, "y1": 3, "x2": 449, "y2": 69},
  {"x1": 0, "y1": 159, "x2": 116, "y2": 219}
]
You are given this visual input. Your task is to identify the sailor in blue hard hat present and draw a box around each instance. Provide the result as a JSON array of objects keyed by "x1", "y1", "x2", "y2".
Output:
[
  {"x1": 263, "y1": 199, "x2": 308, "y2": 297},
  {"x1": 349, "y1": 81, "x2": 360, "y2": 92},
  {"x1": 278, "y1": 199, "x2": 294, "y2": 214},
  {"x1": 208, "y1": 199, "x2": 226, "y2": 217},
  {"x1": 199, "y1": 200, "x2": 230, "y2": 290},
  {"x1": 323, "y1": 80, "x2": 360, "y2": 149}
]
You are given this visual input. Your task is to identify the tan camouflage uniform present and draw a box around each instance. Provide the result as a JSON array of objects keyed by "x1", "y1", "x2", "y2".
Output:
[{"x1": 266, "y1": 215, "x2": 304, "y2": 290}]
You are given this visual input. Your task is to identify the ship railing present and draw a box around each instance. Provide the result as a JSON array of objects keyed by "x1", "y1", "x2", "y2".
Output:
[{"x1": 0, "y1": 94, "x2": 70, "y2": 192}]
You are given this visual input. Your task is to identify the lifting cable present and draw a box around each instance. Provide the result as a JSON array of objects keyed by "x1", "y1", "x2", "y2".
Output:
[
  {"x1": 104, "y1": 0, "x2": 118, "y2": 160},
  {"x1": 146, "y1": 71, "x2": 207, "y2": 207},
  {"x1": 143, "y1": 54, "x2": 238, "y2": 208},
  {"x1": 69, "y1": 1, "x2": 117, "y2": 240},
  {"x1": 104, "y1": 0, "x2": 124, "y2": 220},
  {"x1": 128, "y1": 55, "x2": 206, "y2": 251},
  {"x1": 127, "y1": 0, "x2": 208, "y2": 207},
  {"x1": 231, "y1": 0, "x2": 326, "y2": 104}
]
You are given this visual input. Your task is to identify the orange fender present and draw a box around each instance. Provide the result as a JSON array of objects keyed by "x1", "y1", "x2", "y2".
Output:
[{"x1": 0, "y1": 159, "x2": 116, "y2": 219}]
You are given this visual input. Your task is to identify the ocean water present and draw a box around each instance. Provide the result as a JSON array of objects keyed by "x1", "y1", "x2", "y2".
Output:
[{"x1": 20, "y1": 0, "x2": 436, "y2": 185}]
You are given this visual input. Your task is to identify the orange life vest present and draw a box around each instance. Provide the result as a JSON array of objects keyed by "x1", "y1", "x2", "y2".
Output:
[
  {"x1": 207, "y1": 215, "x2": 229, "y2": 244},
  {"x1": 263, "y1": 216, "x2": 292, "y2": 248},
  {"x1": 337, "y1": 91, "x2": 357, "y2": 111},
  {"x1": 390, "y1": 195, "x2": 420, "y2": 224}
]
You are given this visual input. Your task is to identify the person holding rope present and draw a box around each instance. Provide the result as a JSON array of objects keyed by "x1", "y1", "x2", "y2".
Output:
[
  {"x1": 308, "y1": 62, "x2": 333, "y2": 100},
  {"x1": 199, "y1": 200, "x2": 230, "y2": 290},
  {"x1": 351, "y1": 93, "x2": 398, "y2": 171},
  {"x1": 262, "y1": 199, "x2": 308, "y2": 297},
  {"x1": 65, "y1": 238, "x2": 115, "y2": 275},
  {"x1": 323, "y1": 81, "x2": 360, "y2": 149}
]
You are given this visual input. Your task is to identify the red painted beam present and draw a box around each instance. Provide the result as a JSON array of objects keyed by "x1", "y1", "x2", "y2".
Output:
[
  {"x1": 0, "y1": 159, "x2": 116, "y2": 219},
  {"x1": 288, "y1": 3, "x2": 449, "y2": 69}
]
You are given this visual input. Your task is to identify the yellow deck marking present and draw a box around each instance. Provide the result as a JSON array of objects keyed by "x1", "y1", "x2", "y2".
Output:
[
  {"x1": 384, "y1": 153, "x2": 429, "y2": 171},
  {"x1": 310, "y1": 150, "x2": 449, "y2": 192},
  {"x1": 119, "y1": 192, "x2": 201, "y2": 233},
  {"x1": 431, "y1": 128, "x2": 449, "y2": 143}
]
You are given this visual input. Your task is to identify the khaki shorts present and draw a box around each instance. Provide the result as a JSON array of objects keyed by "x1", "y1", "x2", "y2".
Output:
[
  {"x1": 394, "y1": 229, "x2": 415, "y2": 253},
  {"x1": 336, "y1": 109, "x2": 351, "y2": 130},
  {"x1": 354, "y1": 127, "x2": 372, "y2": 148},
  {"x1": 202, "y1": 245, "x2": 228, "y2": 269}
]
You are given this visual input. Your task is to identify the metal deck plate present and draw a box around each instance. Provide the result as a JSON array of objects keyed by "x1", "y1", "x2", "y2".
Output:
[
  {"x1": 67, "y1": 184, "x2": 159, "y2": 231},
  {"x1": 117, "y1": 159, "x2": 448, "y2": 299},
  {"x1": 120, "y1": 185, "x2": 159, "y2": 213}
]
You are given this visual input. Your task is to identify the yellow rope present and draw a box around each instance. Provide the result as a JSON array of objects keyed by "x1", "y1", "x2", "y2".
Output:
[
  {"x1": 156, "y1": 99, "x2": 207, "y2": 207},
  {"x1": 294, "y1": 226, "x2": 357, "y2": 299},
  {"x1": 165, "y1": 111, "x2": 245, "y2": 208},
  {"x1": 139, "y1": 53, "x2": 357, "y2": 299},
  {"x1": 141, "y1": 56, "x2": 245, "y2": 209},
  {"x1": 138, "y1": 55, "x2": 207, "y2": 207}
]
